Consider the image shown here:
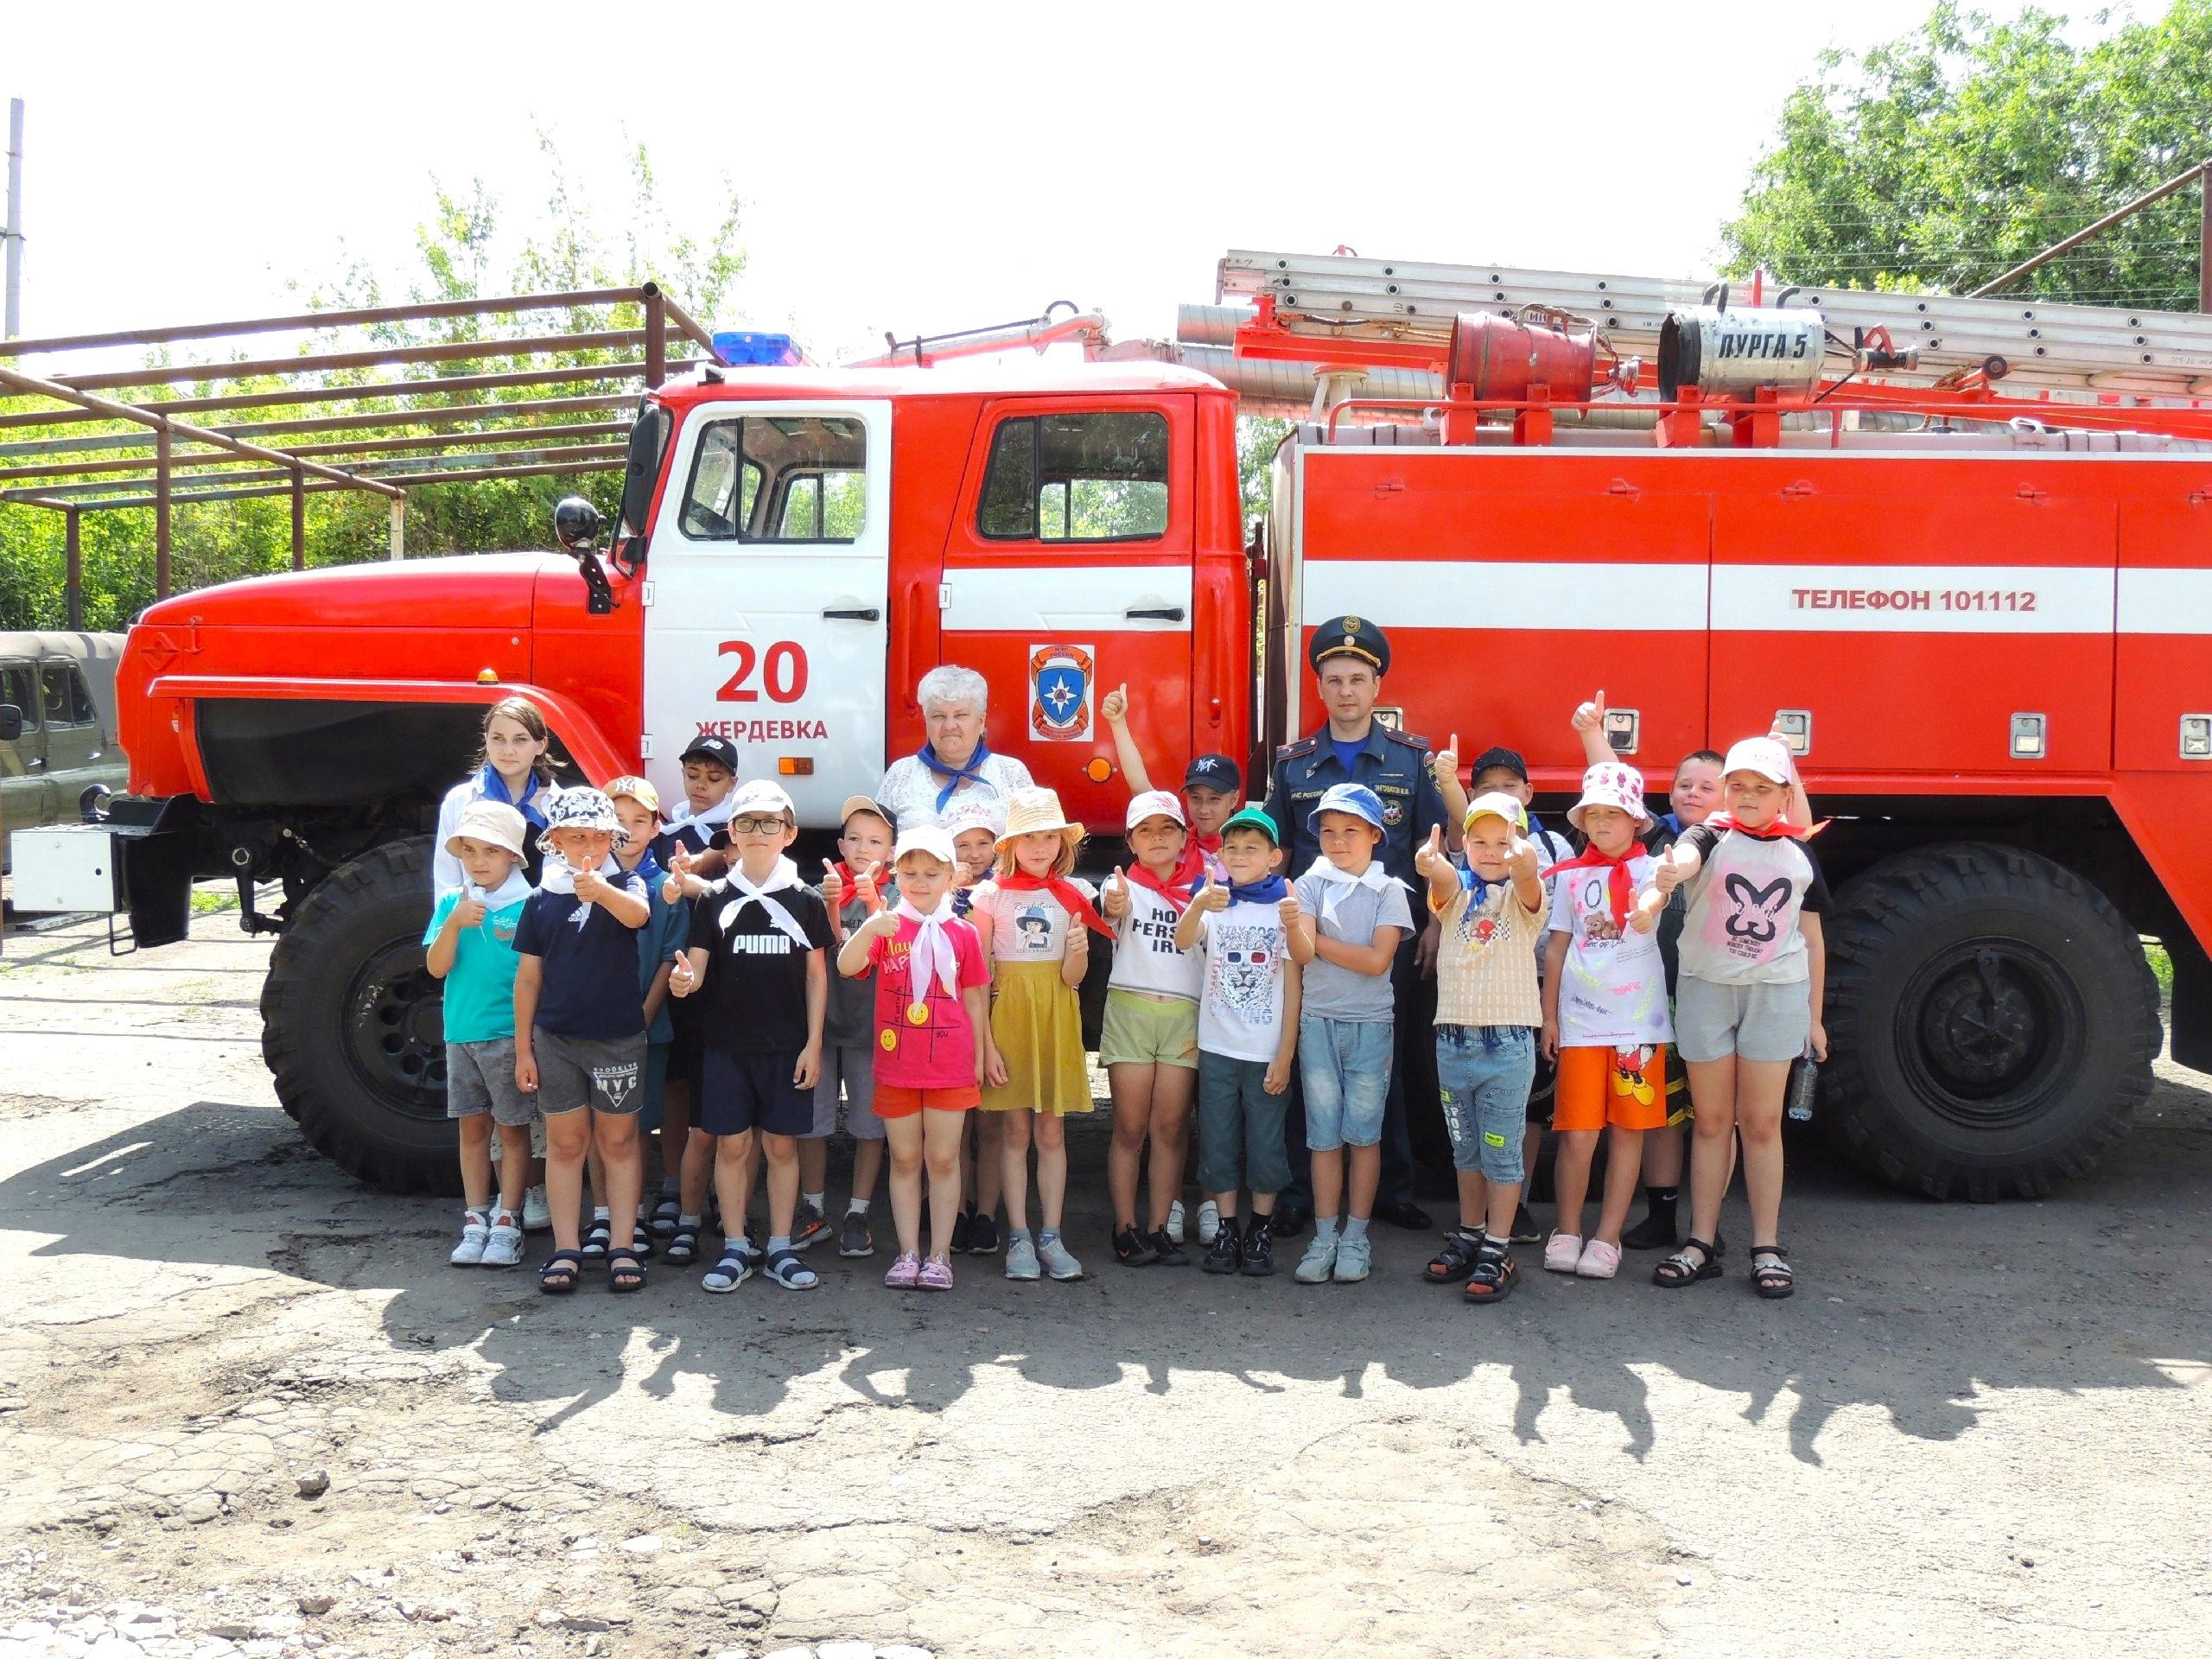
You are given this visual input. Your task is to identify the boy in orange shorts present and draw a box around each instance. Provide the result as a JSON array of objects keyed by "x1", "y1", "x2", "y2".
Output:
[{"x1": 1537, "y1": 761, "x2": 1672, "y2": 1281}]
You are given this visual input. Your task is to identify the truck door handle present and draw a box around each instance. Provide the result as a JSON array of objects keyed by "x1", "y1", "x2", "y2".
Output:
[
  {"x1": 1125, "y1": 607, "x2": 1185, "y2": 621},
  {"x1": 821, "y1": 607, "x2": 880, "y2": 621}
]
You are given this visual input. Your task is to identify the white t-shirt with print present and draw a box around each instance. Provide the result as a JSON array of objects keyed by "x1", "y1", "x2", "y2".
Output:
[
  {"x1": 1196, "y1": 898, "x2": 1292, "y2": 1063},
  {"x1": 1675, "y1": 823, "x2": 1830, "y2": 987},
  {"x1": 1546, "y1": 850, "x2": 1674, "y2": 1048},
  {"x1": 969, "y1": 879, "x2": 1096, "y2": 966},
  {"x1": 1109, "y1": 882, "x2": 1203, "y2": 1002}
]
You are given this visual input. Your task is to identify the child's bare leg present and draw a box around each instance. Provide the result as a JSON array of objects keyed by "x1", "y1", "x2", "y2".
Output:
[
  {"x1": 1309, "y1": 1146, "x2": 1345, "y2": 1229},
  {"x1": 1000, "y1": 1109, "x2": 1033, "y2": 1233},
  {"x1": 1484, "y1": 1179, "x2": 1525, "y2": 1247},
  {"x1": 761, "y1": 1133, "x2": 801, "y2": 1241},
  {"x1": 679, "y1": 1129, "x2": 715, "y2": 1219},
  {"x1": 457, "y1": 1114, "x2": 494, "y2": 1211},
  {"x1": 1459, "y1": 1168, "x2": 1487, "y2": 1233},
  {"x1": 712, "y1": 1130, "x2": 758, "y2": 1244},
  {"x1": 975, "y1": 1111, "x2": 1005, "y2": 1218},
  {"x1": 1595, "y1": 1125, "x2": 1643, "y2": 1246},
  {"x1": 883, "y1": 1118, "x2": 925, "y2": 1255},
  {"x1": 1684, "y1": 1057, "x2": 1738, "y2": 1247},
  {"x1": 853, "y1": 1137, "x2": 886, "y2": 1204},
  {"x1": 594, "y1": 1113, "x2": 643, "y2": 1251},
  {"x1": 1145, "y1": 1065, "x2": 1196, "y2": 1231},
  {"x1": 1732, "y1": 1061, "x2": 1790, "y2": 1247},
  {"x1": 1107, "y1": 1063, "x2": 1155, "y2": 1231},
  {"x1": 798, "y1": 1135, "x2": 829, "y2": 1205},
  {"x1": 957, "y1": 1114, "x2": 976, "y2": 1211},
  {"x1": 1346, "y1": 1141, "x2": 1382, "y2": 1224},
  {"x1": 1034, "y1": 1113, "x2": 1069, "y2": 1234},
  {"x1": 494, "y1": 1123, "x2": 532, "y2": 1213},
  {"x1": 922, "y1": 1109, "x2": 966, "y2": 1261},
  {"x1": 1521, "y1": 1123, "x2": 1543, "y2": 1192},
  {"x1": 1553, "y1": 1128, "x2": 1599, "y2": 1237},
  {"x1": 543, "y1": 1110, "x2": 592, "y2": 1252},
  {"x1": 585, "y1": 1147, "x2": 607, "y2": 1217}
]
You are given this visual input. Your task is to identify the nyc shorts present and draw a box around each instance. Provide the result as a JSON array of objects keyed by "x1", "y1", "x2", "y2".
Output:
[
  {"x1": 810, "y1": 1043, "x2": 885, "y2": 1140},
  {"x1": 531, "y1": 1027, "x2": 647, "y2": 1117},
  {"x1": 1099, "y1": 989, "x2": 1200, "y2": 1071},
  {"x1": 1552, "y1": 1044, "x2": 1670, "y2": 1133},
  {"x1": 1675, "y1": 976, "x2": 1811, "y2": 1065}
]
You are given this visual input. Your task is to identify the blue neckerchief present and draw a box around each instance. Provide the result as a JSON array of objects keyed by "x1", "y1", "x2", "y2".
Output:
[
  {"x1": 1227, "y1": 873, "x2": 1290, "y2": 905},
  {"x1": 1526, "y1": 808, "x2": 1549, "y2": 843},
  {"x1": 952, "y1": 885, "x2": 976, "y2": 919},
  {"x1": 1459, "y1": 864, "x2": 1503, "y2": 906},
  {"x1": 627, "y1": 849, "x2": 665, "y2": 895},
  {"x1": 919, "y1": 738, "x2": 994, "y2": 814},
  {"x1": 480, "y1": 764, "x2": 548, "y2": 830},
  {"x1": 1657, "y1": 811, "x2": 1683, "y2": 837}
]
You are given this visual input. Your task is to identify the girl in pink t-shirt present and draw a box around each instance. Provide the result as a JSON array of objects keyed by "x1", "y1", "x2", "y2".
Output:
[{"x1": 836, "y1": 827, "x2": 994, "y2": 1292}]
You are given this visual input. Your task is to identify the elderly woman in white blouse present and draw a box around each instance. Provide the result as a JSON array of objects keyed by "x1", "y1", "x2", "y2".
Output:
[{"x1": 875, "y1": 664, "x2": 1035, "y2": 828}]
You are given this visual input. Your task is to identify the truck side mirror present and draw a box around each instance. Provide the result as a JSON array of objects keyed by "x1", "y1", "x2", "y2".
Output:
[
  {"x1": 0, "y1": 703, "x2": 20, "y2": 742},
  {"x1": 550, "y1": 496, "x2": 614, "y2": 616}
]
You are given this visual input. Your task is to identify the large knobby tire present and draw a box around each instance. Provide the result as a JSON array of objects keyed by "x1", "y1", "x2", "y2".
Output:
[
  {"x1": 261, "y1": 836, "x2": 457, "y2": 1194},
  {"x1": 1821, "y1": 842, "x2": 2159, "y2": 1200}
]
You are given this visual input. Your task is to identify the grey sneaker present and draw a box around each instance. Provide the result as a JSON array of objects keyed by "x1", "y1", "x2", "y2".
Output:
[
  {"x1": 449, "y1": 1211, "x2": 489, "y2": 1267},
  {"x1": 1197, "y1": 1200, "x2": 1221, "y2": 1244},
  {"x1": 1003, "y1": 1232, "x2": 1040, "y2": 1281},
  {"x1": 1332, "y1": 1233, "x2": 1374, "y2": 1283},
  {"x1": 480, "y1": 1211, "x2": 525, "y2": 1268},
  {"x1": 522, "y1": 1185, "x2": 551, "y2": 1232},
  {"x1": 838, "y1": 1211, "x2": 874, "y2": 1258},
  {"x1": 1037, "y1": 1234, "x2": 1084, "y2": 1281},
  {"x1": 1293, "y1": 1234, "x2": 1338, "y2": 1284}
]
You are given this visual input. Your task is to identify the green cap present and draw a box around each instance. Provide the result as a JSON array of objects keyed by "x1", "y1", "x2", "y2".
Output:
[{"x1": 1218, "y1": 804, "x2": 1281, "y2": 847}]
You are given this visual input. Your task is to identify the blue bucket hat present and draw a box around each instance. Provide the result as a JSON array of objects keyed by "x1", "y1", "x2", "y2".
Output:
[{"x1": 1306, "y1": 782, "x2": 1387, "y2": 836}]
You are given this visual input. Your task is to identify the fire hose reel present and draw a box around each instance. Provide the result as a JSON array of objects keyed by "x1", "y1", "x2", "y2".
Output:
[{"x1": 1658, "y1": 308, "x2": 1827, "y2": 398}]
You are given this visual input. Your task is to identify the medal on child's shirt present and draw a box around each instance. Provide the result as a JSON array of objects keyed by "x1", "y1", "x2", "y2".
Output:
[{"x1": 906, "y1": 1001, "x2": 930, "y2": 1026}]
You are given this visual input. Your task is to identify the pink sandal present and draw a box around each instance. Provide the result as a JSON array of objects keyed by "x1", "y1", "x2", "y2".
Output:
[
  {"x1": 918, "y1": 1255, "x2": 954, "y2": 1292},
  {"x1": 1543, "y1": 1232, "x2": 1584, "y2": 1274},
  {"x1": 883, "y1": 1251, "x2": 921, "y2": 1289},
  {"x1": 1575, "y1": 1238, "x2": 1623, "y2": 1280}
]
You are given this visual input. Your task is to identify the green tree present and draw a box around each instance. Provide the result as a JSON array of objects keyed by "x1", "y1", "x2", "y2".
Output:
[
  {"x1": 0, "y1": 140, "x2": 743, "y2": 631},
  {"x1": 1722, "y1": 1, "x2": 2212, "y2": 307}
]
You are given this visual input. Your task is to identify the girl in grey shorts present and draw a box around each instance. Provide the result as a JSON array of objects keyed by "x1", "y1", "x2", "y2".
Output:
[{"x1": 1632, "y1": 737, "x2": 1829, "y2": 1301}]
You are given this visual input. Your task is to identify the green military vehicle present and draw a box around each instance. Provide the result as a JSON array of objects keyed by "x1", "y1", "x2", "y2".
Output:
[{"x1": 1, "y1": 632, "x2": 129, "y2": 880}]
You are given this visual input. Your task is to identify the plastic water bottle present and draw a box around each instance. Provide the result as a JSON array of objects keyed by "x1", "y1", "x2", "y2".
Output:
[{"x1": 1785, "y1": 1051, "x2": 1819, "y2": 1122}]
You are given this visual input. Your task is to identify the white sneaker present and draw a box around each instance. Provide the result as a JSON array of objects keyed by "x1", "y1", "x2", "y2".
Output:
[
  {"x1": 448, "y1": 1211, "x2": 489, "y2": 1267},
  {"x1": 1165, "y1": 1199, "x2": 1186, "y2": 1246},
  {"x1": 481, "y1": 1211, "x2": 524, "y2": 1268},
  {"x1": 1037, "y1": 1234, "x2": 1084, "y2": 1281},
  {"x1": 1197, "y1": 1200, "x2": 1221, "y2": 1246},
  {"x1": 522, "y1": 1185, "x2": 551, "y2": 1232}
]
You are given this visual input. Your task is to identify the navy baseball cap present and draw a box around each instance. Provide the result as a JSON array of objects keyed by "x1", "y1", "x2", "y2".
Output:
[
  {"x1": 1470, "y1": 745, "x2": 1529, "y2": 782},
  {"x1": 1184, "y1": 753, "x2": 1243, "y2": 792},
  {"x1": 679, "y1": 735, "x2": 740, "y2": 772}
]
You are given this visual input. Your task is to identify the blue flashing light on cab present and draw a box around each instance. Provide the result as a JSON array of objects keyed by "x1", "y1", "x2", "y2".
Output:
[{"x1": 711, "y1": 330, "x2": 801, "y2": 367}]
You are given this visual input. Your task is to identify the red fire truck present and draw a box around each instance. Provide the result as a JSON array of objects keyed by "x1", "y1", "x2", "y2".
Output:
[{"x1": 23, "y1": 249, "x2": 2212, "y2": 1203}]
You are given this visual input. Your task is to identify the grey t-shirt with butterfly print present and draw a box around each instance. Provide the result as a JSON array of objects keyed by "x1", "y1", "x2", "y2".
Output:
[{"x1": 1673, "y1": 823, "x2": 1832, "y2": 988}]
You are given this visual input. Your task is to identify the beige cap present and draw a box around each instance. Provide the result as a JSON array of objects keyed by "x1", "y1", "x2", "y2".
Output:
[
  {"x1": 837, "y1": 794, "x2": 895, "y2": 832},
  {"x1": 446, "y1": 799, "x2": 528, "y2": 860},
  {"x1": 996, "y1": 785, "x2": 1081, "y2": 847}
]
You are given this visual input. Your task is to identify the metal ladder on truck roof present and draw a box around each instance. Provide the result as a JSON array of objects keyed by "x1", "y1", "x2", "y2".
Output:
[{"x1": 1215, "y1": 248, "x2": 2212, "y2": 404}]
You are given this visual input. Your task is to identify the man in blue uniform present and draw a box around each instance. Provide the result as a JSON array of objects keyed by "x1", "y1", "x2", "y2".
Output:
[{"x1": 1264, "y1": 615, "x2": 1449, "y2": 1236}]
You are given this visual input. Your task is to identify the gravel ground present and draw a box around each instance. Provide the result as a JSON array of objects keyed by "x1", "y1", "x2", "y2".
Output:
[{"x1": 2, "y1": 903, "x2": 2209, "y2": 1658}]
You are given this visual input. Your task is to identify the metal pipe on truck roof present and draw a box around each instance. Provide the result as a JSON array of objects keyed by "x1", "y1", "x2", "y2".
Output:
[
  {"x1": 155, "y1": 428, "x2": 171, "y2": 599},
  {"x1": 2, "y1": 455, "x2": 631, "y2": 512}
]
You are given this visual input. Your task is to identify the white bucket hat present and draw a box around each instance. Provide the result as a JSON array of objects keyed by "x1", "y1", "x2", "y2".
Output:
[
  {"x1": 1566, "y1": 761, "x2": 1650, "y2": 831},
  {"x1": 446, "y1": 799, "x2": 528, "y2": 860}
]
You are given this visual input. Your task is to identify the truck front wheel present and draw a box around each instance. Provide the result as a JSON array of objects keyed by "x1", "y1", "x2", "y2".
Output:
[
  {"x1": 261, "y1": 836, "x2": 456, "y2": 1193},
  {"x1": 1821, "y1": 842, "x2": 2159, "y2": 1200}
]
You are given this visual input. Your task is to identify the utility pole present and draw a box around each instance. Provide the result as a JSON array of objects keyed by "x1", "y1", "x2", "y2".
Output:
[{"x1": 3, "y1": 99, "x2": 22, "y2": 339}]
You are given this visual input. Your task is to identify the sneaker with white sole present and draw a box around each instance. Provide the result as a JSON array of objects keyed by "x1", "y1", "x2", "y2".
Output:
[
  {"x1": 522, "y1": 1185, "x2": 552, "y2": 1233},
  {"x1": 1003, "y1": 1232, "x2": 1041, "y2": 1281},
  {"x1": 1197, "y1": 1199, "x2": 1221, "y2": 1245},
  {"x1": 1293, "y1": 1235, "x2": 1338, "y2": 1284},
  {"x1": 839, "y1": 1211, "x2": 874, "y2": 1257},
  {"x1": 449, "y1": 1211, "x2": 490, "y2": 1267},
  {"x1": 1332, "y1": 1233, "x2": 1373, "y2": 1283},
  {"x1": 481, "y1": 1211, "x2": 525, "y2": 1268},
  {"x1": 1165, "y1": 1199, "x2": 1186, "y2": 1246},
  {"x1": 1037, "y1": 1234, "x2": 1084, "y2": 1281}
]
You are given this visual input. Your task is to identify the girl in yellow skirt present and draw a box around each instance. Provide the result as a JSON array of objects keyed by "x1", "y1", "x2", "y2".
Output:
[{"x1": 973, "y1": 788, "x2": 1113, "y2": 1282}]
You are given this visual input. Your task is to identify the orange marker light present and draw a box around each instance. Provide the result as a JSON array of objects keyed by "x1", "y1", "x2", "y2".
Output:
[
  {"x1": 1084, "y1": 757, "x2": 1115, "y2": 784},
  {"x1": 779, "y1": 757, "x2": 815, "y2": 776}
]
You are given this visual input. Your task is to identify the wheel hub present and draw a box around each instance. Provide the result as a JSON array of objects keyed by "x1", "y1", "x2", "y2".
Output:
[
  {"x1": 1897, "y1": 938, "x2": 2083, "y2": 1129},
  {"x1": 342, "y1": 938, "x2": 448, "y2": 1119}
]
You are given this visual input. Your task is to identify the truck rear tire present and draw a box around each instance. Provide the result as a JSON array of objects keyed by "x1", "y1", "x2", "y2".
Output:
[
  {"x1": 261, "y1": 836, "x2": 456, "y2": 1194},
  {"x1": 1821, "y1": 842, "x2": 2159, "y2": 1200}
]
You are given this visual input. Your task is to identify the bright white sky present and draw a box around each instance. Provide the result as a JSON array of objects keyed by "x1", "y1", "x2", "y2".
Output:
[{"x1": 6, "y1": 1, "x2": 2165, "y2": 366}]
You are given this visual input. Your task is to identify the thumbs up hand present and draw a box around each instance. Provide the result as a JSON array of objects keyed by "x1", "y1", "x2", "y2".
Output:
[
  {"x1": 821, "y1": 857, "x2": 845, "y2": 908},
  {"x1": 1507, "y1": 835, "x2": 1540, "y2": 882},
  {"x1": 1103, "y1": 865, "x2": 1131, "y2": 920},
  {"x1": 670, "y1": 950, "x2": 697, "y2": 997},
  {"x1": 1573, "y1": 689, "x2": 1607, "y2": 734},
  {"x1": 1194, "y1": 872, "x2": 1230, "y2": 913},
  {"x1": 1100, "y1": 683, "x2": 1129, "y2": 725},
  {"x1": 855, "y1": 860, "x2": 884, "y2": 912},
  {"x1": 1433, "y1": 731, "x2": 1460, "y2": 783},
  {"x1": 1414, "y1": 824, "x2": 1448, "y2": 880}
]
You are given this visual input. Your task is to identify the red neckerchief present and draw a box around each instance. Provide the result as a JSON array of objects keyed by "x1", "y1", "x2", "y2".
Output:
[
  {"x1": 1124, "y1": 842, "x2": 1206, "y2": 913},
  {"x1": 831, "y1": 861, "x2": 887, "y2": 912},
  {"x1": 997, "y1": 870, "x2": 1115, "y2": 938},
  {"x1": 1193, "y1": 830, "x2": 1223, "y2": 856},
  {"x1": 1543, "y1": 844, "x2": 1637, "y2": 930},
  {"x1": 1703, "y1": 812, "x2": 1819, "y2": 842}
]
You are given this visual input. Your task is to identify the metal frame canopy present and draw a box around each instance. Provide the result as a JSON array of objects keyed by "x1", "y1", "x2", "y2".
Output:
[{"x1": 0, "y1": 283, "x2": 715, "y2": 623}]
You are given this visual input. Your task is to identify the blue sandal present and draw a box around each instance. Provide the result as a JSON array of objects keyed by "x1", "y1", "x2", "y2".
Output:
[
  {"x1": 538, "y1": 1249, "x2": 583, "y2": 1295},
  {"x1": 701, "y1": 1245, "x2": 755, "y2": 1294},
  {"x1": 763, "y1": 1248, "x2": 817, "y2": 1291},
  {"x1": 606, "y1": 1249, "x2": 647, "y2": 1294},
  {"x1": 662, "y1": 1223, "x2": 701, "y2": 1266}
]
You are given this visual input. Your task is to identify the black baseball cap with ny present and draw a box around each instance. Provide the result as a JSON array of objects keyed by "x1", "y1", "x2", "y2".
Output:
[{"x1": 680, "y1": 735, "x2": 740, "y2": 772}]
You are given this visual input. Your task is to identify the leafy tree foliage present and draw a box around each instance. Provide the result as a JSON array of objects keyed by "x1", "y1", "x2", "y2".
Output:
[{"x1": 1723, "y1": 1, "x2": 2212, "y2": 307}]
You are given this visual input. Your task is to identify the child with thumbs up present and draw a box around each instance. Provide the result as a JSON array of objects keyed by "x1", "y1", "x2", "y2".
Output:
[{"x1": 809, "y1": 797, "x2": 899, "y2": 1258}]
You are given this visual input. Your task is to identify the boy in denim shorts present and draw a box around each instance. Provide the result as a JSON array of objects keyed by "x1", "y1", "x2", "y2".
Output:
[
  {"x1": 1417, "y1": 791, "x2": 1546, "y2": 1304},
  {"x1": 425, "y1": 798, "x2": 537, "y2": 1269},
  {"x1": 1284, "y1": 783, "x2": 1412, "y2": 1286}
]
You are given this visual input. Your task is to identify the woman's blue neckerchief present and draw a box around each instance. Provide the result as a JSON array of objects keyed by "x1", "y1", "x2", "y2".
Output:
[
  {"x1": 918, "y1": 737, "x2": 994, "y2": 813},
  {"x1": 480, "y1": 765, "x2": 548, "y2": 830}
]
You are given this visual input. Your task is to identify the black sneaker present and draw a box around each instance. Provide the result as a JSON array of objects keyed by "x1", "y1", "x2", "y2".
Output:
[
  {"x1": 950, "y1": 1205, "x2": 975, "y2": 1254},
  {"x1": 1113, "y1": 1224, "x2": 1160, "y2": 1267},
  {"x1": 1202, "y1": 1219, "x2": 1243, "y2": 1274},
  {"x1": 1150, "y1": 1226, "x2": 1189, "y2": 1268},
  {"x1": 968, "y1": 1211, "x2": 1000, "y2": 1255},
  {"x1": 1510, "y1": 1203, "x2": 1542, "y2": 1244},
  {"x1": 1621, "y1": 1207, "x2": 1678, "y2": 1251},
  {"x1": 1240, "y1": 1215, "x2": 1276, "y2": 1277},
  {"x1": 1269, "y1": 1203, "x2": 1311, "y2": 1240},
  {"x1": 789, "y1": 1201, "x2": 830, "y2": 1251}
]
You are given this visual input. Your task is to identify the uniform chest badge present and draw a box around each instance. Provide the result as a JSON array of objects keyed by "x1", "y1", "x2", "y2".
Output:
[
  {"x1": 1028, "y1": 644, "x2": 1096, "y2": 742},
  {"x1": 1382, "y1": 799, "x2": 1404, "y2": 826}
]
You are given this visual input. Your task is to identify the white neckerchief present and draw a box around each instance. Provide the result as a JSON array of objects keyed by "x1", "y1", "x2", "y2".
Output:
[
  {"x1": 714, "y1": 856, "x2": 813, "y2": 950},
  {"x1": 537, "y1": 854, "x2": 626, "y2": 897},
  {"x1": 664, "y1": 790, "x2": 738, "y2": 845},
  {"x1": 893, "y1": 893, "x2": 962, "y2": 1006},
  {"x1": 1300, "y1": 855, "x2": 1408, "y2": 927},
  {"x1": 465, "y1": 869, "x2": 534, "y2": 912}
]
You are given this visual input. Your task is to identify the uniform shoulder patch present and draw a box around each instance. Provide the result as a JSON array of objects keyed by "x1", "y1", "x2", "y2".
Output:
[
  {"x1": 1384, "y1": 726, "x2": 1433, "y2": 753},
  {"x1": 1277, "y1": 736, "x2": 1319, "y2": 760}
]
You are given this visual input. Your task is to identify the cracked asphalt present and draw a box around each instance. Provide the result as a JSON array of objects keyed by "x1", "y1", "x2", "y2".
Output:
[{"x1": 3, "y1": 903, "x2": 2209, "y2": 1658}]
